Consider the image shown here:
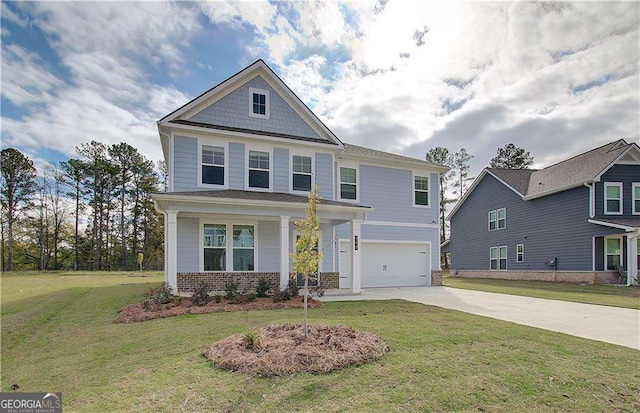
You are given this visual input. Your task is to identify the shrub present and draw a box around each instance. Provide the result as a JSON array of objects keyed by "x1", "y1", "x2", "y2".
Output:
[
  {"x1": 246, "y1": 292, "x2": 257, "y2": 302},
  {"x1": 287, "y1": 279, "x2": 300, "y2": 298},
  {"x1": 310, "y1": 275, "x2": 328, "y2": 297},
  {"x1": 143, "y1": 282, "x2": 174, "y2": 309},
  {"x1": 256, "y1": 278, "x2": 272, "y2": 298},
  {"x1": 191, "y1": 281, "x2": 212, "y2": 306},
  {"x1": 271, "y1": 289, "x2": 291, "y2": 303},
  {"x1": 224, "y1": 279, "x2": 240, "y2": 302},
  {"x1": 243, "y1": 330, "x2": 260, "y2": 350},
  {"x1": 214, "y1": 294, "x2": 222, "y2": 303}
]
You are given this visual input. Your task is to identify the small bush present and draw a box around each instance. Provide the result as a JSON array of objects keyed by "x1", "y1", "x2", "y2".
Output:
[
  {"x1": 256, "y1": 278, "x2": 272, "y2": 298},
  {"x1": 246, "y1": 292, "x2": 257, "y2": 302},
  {"x1": 310, "y1": 275, "x2": 328, "y2": 297},
  {"x1": 271, "y1": 289, "x2": 291, "y2": 303},
  {"x1": 143, "y1": 282, "x2": 174, "y2": 309},
  {"x1": 287, "y1": 280, "x2": 300, "y2": 298},
  {"x1": 225, "y1": 280, "x2": 240, "y2": 302},
  {"x1": 214, "y1": 294, "x2": 222, "y2": 303},
  {"x1": 192, "y1": 281, "x2": 212, "y2": 306},
  {"x1": 244, "y1": 330, "x2": 260, "y2": 350}
]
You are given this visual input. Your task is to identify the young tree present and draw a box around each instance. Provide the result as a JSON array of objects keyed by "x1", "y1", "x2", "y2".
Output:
[
  {"x1": 0, "y1": 148, "x2": 37, "y2": 270},
  {"x1": 453, "y1": 148, "x2": 474, "y2": 196},
  {"x1": 61, "y1": 158, "x2": 88, "y2": 270},
  {"x1": 425, "y1": 147, "x2": 456, "y2": 245},
  {"x1": 489, "y1": 143, "x2": 534, "y2": 169},
  {"x1": 109, "y1": 142, "x2": 137, "y2": 270},
  {"x1": 291, "y1": 188, "x2": 323, "y2": 338}
]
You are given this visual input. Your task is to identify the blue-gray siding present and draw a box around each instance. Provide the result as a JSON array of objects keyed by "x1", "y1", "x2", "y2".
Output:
[
  {"x1": 229, "y1": 142, "x2": 245, "y2": 190},
  {"x1": 177, "y1": 217, "x2": 199, "y2": 272},
  {"x1": 594, "y1": 164, "x2": 640, "y2": 217},
  {"x1": 273, "y1": 148, "x2": 289, "y2": 193},
  {"x1": 188, "y1": 75, "x2": 323, "y2": 140},
  {"x1": 258, "y1": 221, "x2": 279, "y2": 272},
  {"x1": 316, "y1": 153, "x2": 333, "y2": 200},
  {"x1": 450, "y1": 174, "x2": 620, "y2": 271},
  {"x1": 173, "y1": 136, "x2": 198, "y2": 192}
]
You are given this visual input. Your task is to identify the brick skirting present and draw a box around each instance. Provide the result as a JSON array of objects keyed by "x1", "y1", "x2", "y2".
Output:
[
  {"x1": 177, "y1": 271, "x2": 340, "y2": 293},
  {"x1": 430, "y1": 271, "x2": 443, "y2": 286},
  {"x1": 452, "y1": 270, "x2": 621, "y2": 284}
]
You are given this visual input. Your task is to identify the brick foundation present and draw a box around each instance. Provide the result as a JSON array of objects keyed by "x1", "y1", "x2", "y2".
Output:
[
  {"x1": 431, "y1": 271, "x2": 444, "y2": 286},
  {"x1": 177, "y1": 271, "x2": 339, "y2": 293},
  {"x1": 451, "y1": 270, "x2": 620, "y2": 284}
]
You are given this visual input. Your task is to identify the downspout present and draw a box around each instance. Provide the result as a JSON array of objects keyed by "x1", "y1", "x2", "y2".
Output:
[{"x1": 584, "y1": 182, "x2": 594, "y2": 218}]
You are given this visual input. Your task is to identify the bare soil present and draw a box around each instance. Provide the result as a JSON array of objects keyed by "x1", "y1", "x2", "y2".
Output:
[
  {"x1": 205, "y1": 323, "x2": 390, "y2": 376},
  {"x1": 114, "y1": 296, "x2": 323, "y2": 323}
]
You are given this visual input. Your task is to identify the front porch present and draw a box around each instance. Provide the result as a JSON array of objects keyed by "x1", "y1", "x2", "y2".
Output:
[{"x1": 589, "y1": 218, "x2": 639, "y2": 285}]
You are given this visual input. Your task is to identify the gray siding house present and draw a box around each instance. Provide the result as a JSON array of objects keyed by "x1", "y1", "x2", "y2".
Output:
[
  {"x1": 448, "y1": 140, "x2": 639, "y2": 285},
  {"x1": 152, "y1": 60, "x2": 448, "y2": 294}
]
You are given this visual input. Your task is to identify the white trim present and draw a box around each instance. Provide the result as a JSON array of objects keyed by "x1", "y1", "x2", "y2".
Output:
[
  {"x1": 632, "y1": 183, "x2": 640, "y2": 215},
  {"x1": 169, "y1": 134, "x2": 175, "y2": 192},
  {"x1": 197, "y1": 137, "x2": 229, "y2": 189},
  {"x1": 490, "y1": 245, "x2": 507, "y2": 271},
  {"x1": 337, "y1": 162, "x2": 360, "y2": 203},
  {"x1": 604, "y1": 236, "x2": 623, "y2": 271},
  {"x1": 604, "y1": 182, "x2": 623, "y2": 215},
  {"x1": 337, "y1": 153, "x2": 450, "y2": 174},
  {"x1": 412, "y1": 172, "x2": 431, "y2": 208},
  {"x1": 592, "y1": 236, "x2": 596, "y2": 272},
  {"x1": 199, "y1": 219, "x2": 259, "y2": 273},
  {"x1": 588, "y1": 219, "x2": 638, "y2": 232},
  {"x1": 593, "y1": 142, "x2": 640, "y2": 181},
  {"x1": 249, "y1": 87, "x2": 270, "y2": 119},
  {"x1": 289, "y1": 150, "x2": 314, "y2": 194},
  {"x1": 516, "y1": 244, "x2": 524, "y2": 263},
  {"x1": 362, "y1": 220, "x2": 438, "y2": 229},
  {"x1": 245, "y1": 145, "x2": 273, "y2": 191}
]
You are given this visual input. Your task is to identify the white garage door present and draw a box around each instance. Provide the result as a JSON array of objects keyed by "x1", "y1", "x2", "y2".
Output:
[{"x1": 339, "y1": 241, "x2": 431, "y2": 288}]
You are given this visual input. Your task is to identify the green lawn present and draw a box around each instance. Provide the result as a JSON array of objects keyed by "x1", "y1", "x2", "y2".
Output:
[
  {"x1": 443, "y1": 276, "x2": 640, "y2": 310},
  {"x1": 2, "y1": 272, "x2": 639, "y2": 412}
]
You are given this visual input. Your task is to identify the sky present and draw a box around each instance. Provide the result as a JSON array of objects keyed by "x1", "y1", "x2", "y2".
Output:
[{"x1": 1, "y1": 1, "x2": 639, "y2": 178}]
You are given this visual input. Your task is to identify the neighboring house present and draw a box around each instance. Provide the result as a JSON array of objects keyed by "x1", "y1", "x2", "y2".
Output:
[
  {"x1": 448, "y1": 140, "x2": 639, "y2": 285},
  {"x1": 151, "y1": 60, "x2": 448, "y2": 294}
]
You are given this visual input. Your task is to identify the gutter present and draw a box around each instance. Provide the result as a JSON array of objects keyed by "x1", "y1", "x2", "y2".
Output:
[{"x1": 583, "y1": 182, "x2": 595, "y2": 218}]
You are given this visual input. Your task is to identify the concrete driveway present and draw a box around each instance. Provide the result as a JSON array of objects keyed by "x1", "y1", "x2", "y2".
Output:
[{"x1": 320, "y1": 286, "x2": 640, "y2": 350}]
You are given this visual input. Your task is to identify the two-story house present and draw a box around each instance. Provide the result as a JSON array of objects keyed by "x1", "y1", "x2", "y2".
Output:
[
  {"x1": 152, "y1": 60, "x2": 448, "y2": 294},
  {"x1": 448, "y1": 140, "x2": 639, "y2": 285}
]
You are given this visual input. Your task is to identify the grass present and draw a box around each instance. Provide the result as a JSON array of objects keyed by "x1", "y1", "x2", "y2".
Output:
[
  {"x1": 2, "y1": 271, "x2": 639, "y2": 412},
  {"x1": 443, "y1": 276, "x2": 640, "y2": 310}
]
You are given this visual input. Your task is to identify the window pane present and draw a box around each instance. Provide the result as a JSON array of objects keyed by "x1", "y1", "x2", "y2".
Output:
[
  {"x1": 202, "y1": 165, "x2": 224, "y2": 185},
  {"x1": 499, "y1": 247, "x2": 507, "y2": 259},
  {"x1": 249, "y1": 169, "x2": 269, "y2": 188},
  {"x1": 490, "y1": 247, "x2": 498, "y2": 259},
  {"x1": 497, "y1": 218, "x2": 506, "y2": 229},
  {"x1": 499, "y1": 259, "x2": 507, "y2": 270},
  {"x1": 249, "y1": 151, "x2": 269, "y2": 169},
  {"x1": 606, "y1": 185, "x2": 620, "y2": 198},
  {"x1": 202, "y1": 146, "x2": 214, "y2": 164},
  {"x1": 415, "y1": 191, "x2": 428, "y2": 206},
  {"x1": 340, "y1": 167, "x2": 356, "y2": 184},
  {"x1": 489, "y1": 211, "x2": 496, "y2": 221},
  {"x1": 607, "y1": 255, "x2": 620, "y2": 270},
  {"x1": 414, "y1": 176, "x2": 429, "y2": 191},
  {"x1": 233, "y1": 225, "x2": 254, "y2": 248},
  {"x1": 293, "y1": 173, "x2": 312, "y2": 191},
  {"x1": 204, "y1": 224, "x2": 226, "y2": 247},
  {"x1": 293, "y1": 155, "x2": 312, "y2": 173},
  {"x1": 606, "y1": 239, "x2": 621, "y2": 254},
  {"x1": 517, "y1": 245, "x2": 524, "y2": 254},
  {"x1": 635, "y1": 199, "x2": 640, "y2": 212},
  {"x1": 497, "y1": 209, "x2": 505, "y2": 219},
  {"x1": 341, "y1": 183, "x2": 357, "y2": 200},
  {"x1": 635, "y1": 186, "x2": 640, "y2": 198},
  {"x1": 204, "y1": 248, "x2": 225, "y2": 271},
  {"x1": 490, "y1": 259, "x2": 498, "y2": 270},
  {"x1": 607, "y1": 200, "x2": 620, "y2": 212},
  {"x1": 233, "y1": 249, "x2": 254, "y2": 271},
  {"x1": 489, "y1": 221, "x2": 496, "y2": 230}
]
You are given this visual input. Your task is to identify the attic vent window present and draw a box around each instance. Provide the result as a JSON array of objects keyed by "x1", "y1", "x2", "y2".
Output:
[{"x1": 249, "y1": 87, "x2": 270, "y2": 119}]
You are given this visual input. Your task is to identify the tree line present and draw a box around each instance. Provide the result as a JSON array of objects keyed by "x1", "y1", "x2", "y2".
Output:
[{"x1": 0, "y1": 141, "x2": 167, "y2": 272}]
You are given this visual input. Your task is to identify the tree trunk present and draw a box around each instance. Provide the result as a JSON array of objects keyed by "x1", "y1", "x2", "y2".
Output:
[
  {"x1": 7, "y1": 214, "x2": 13, "y2": 271},
  {"x1": 74, "y1": 183, "x2": 79, "y2": 271},
  {"x1": 120, "y1": 172, "x2": 126, "y2": 270}
]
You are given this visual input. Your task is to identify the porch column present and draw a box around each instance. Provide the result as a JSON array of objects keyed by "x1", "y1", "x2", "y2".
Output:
[
  {"x1": 351, "y1": 218, "x2": 362, "y2": 294},
  {"x1": 628, "y1": 232, "x2": 638, "y2": 286},
  {"x1": 166, "y1": 210, "x2": 179, "y2": 293},
  {"x1": 280, "y1": 216, "x2": 290, "y2": 290}
]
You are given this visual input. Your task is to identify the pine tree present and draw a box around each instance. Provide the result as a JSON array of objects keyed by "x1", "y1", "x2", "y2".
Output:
[
  {"x1": 489, "y1": 143, "x2": 534, "y2": 169},
  {"x1": 453, "y1": 148, "x2": 474, "y2": 196},
  {"x1": 425, "y1": 147, "x2": 456, "y2": 244}
]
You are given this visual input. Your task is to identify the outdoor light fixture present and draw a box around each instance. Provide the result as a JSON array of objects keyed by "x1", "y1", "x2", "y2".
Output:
[{"x1": 355, "y1": 235, "x2": 359, "y2": 251}]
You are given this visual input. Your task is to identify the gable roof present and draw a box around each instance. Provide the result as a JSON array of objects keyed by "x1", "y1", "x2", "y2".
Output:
[
  {"x1": 158, "y1": 59, "x2": 343, "y2": 147},
  {"x1": 341, "y1": 144, "x2": 450, "y2": 172},
  {"x1": 448, "y1": 139, "x2": 639, "y2": 220}
]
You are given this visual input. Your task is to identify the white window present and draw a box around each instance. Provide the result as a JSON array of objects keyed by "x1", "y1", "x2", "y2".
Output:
[
  {"x1": 490, "y1": 246, "x2": 507, "y2": 270},
  {"x1": 248, "y1": 150, "x2": 270, "y2": 189},
  {"x1": 339, "y1": 166, "x2": 357, "y2": 201},
  {"x1": 203, "y1": 223, "x2": 256, "y2": 272},
  {"x1": 516, "y1": 244, "x2": 524, "y2": 262},
  {"x1": 249, "y1": 87, "x2": 269, "y2": 119},
  {"x1": 201, "y1": 144, "x2": 225, "y2": 186},
  {"x1": 292, "y1": 155, "x2": 312, "y2": 192},
  {"x1": 414, "y1": 175, "x2": 429, "y2": 207},
  {"x1": 488, "y1": 208, "x2": 506, "y2": 231},
  {"x1": 605, "y1": 237, "x2": 622, "y2": 271},
  {"x1": 633, "y1": 183, "x2": 640, "y2": 215},
  {"x1": 604, "y1": 183, "x2": 623, "y2": 215}
]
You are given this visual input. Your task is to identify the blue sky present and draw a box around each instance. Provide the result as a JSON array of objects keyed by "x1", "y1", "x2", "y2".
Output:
[{"x1": 1, "y1": 1, "x2": 639, "y2": 175}]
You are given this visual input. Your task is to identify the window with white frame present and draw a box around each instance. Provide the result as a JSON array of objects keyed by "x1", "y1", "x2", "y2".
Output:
[
  {"x1": 414, "y1": 176, "x2": 429, "y2": 206},
  {"x1": 339, "y1": 167, "x2": 357, "y2": 200},
  {"x1": 604, "y1": 183, "x2": 623, "y2": 214},
  {"x1": 490, "y1": 246, "x2": 507, "y2": 270},
  {"x1": 488, "y1": 208, "x2": 506, "y2": 231},
  {"x1": 633, "y1": 183, "x2": 640, "y2": 215},
  {"x1": 203, "y1": 224, "x2": 226, "y2": 271},
  {"x1": 605, "y1": 238, "x2": 622, "y2": 271},
  {"x1": 292, "y1": 155, "x2": 312, "y2": 192},
  {"x1": 516, "y1": 244, "x2": 524, "y2": 262},
  {"x1": 232, "y1": 225, "x2": 255, "y2": 271},
  {"x1": 248, "y1": 150, "x2": 270, "y2": 189},
  {"x1": 203, "y1": 223, "x2": 255, "y2": 272},
  {"x1": 249, "y1": 88, "x2": 269, "y2": 118},
  {"x1": 201, "y1": 145, "x2": 225, "y2": 185}
]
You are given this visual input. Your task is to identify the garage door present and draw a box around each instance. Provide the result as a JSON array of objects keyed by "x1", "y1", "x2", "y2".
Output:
[{"x1": 339, "y1": 241, "x2": 431, "y2": 288}]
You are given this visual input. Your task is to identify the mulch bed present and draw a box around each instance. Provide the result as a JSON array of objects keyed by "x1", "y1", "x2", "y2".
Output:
[
  {"x1": 205, "y1": 323, "x2": 390, "y2": 376},
  {"x1": 114, "y1": 296, "x2": 323, "y2": 324}
]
